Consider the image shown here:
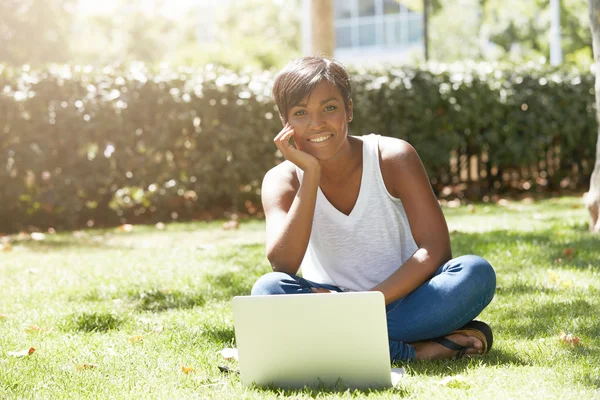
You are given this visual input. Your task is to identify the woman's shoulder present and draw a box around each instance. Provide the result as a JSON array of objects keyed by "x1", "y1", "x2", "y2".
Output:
[
  {"x1": 263, "y1": 161, "x2": 300, "y2": 193},
  {"x1": 375, "y1": 135, "x2": 418, "y2": 166}
]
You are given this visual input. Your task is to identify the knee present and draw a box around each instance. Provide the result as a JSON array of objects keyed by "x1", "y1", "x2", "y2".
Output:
[
  {"x1": 457, "y1": 255, "x2": 496, "y2": 294},
  {"x1": 251, "y1": 271, "x2": 294, "y2": 296}
]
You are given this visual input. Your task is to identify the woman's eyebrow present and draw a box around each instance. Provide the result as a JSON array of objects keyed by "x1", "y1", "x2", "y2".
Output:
[{"x1": 293, "y1": 97, "x2": 340, "y2": 108}]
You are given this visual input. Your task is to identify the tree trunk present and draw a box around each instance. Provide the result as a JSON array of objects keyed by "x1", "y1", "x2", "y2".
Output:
[
  {"x1": 587, "y1": 0, "x2": 600, "y2": 232},
  {"x1": 311, "y1": 0, "x2": 335, "y2": 57}
]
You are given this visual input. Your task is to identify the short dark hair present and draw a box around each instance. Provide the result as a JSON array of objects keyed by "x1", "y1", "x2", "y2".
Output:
[{"x1": 272, "y1": 56, "x2": 352, "y2": 124}]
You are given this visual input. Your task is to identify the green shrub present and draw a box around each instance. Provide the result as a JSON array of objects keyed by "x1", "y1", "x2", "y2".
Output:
[{"x1": 0, "y1": 62, "x2": 596, "y2": 232}]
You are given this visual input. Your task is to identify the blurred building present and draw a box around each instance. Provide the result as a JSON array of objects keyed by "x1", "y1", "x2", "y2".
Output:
[{"x1": 302, "y1": 0, "x2": 424, "y2": 64}]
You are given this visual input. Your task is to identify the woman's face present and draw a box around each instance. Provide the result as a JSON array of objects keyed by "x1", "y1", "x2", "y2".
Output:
[{"x1": 286, "y1": 80, "x2": 353, "y2": 160}]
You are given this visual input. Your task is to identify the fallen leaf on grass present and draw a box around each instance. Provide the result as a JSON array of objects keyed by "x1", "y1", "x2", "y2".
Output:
[
  {"x1": 560, "y1": 280, "x2": 574, "y2": 288},
  {"x1": 0, "y1": 314, "x2": 7, "y2": 319},
  {"x1": 118, "y1": 224, "x2": 134, "y2": 232},
  {"x1": 75, "y1": 363, "x2": 98, "y2": 371},
  {"x1": 547, "y1": 270, "x2": 575, "y2": 289},
  {"x1": 8, "y1": 347, "x2": 35, "y2": 357},
  {"x1": 25, "y1": 324, "x2": 46, "y2": 333},
  {"x1": 153, "y1": 325, "x2": 164, "y2": 334},
  {"x1": 128, "y1": 335, "x2": 143, "y2": 344},
  {"x1": 562, "y1": 248, "x2": 575, "y2": 258},
  {"x1": 181, "y1": 365, "x2": 195, "y2": 374},
  {"x1": 219, "y1": 348, "x2": 239, "y2": 360},
  {"x1": 1, "y1": 242, "x2": 12, "y2": 252},
  {"x1": 155, "y1": 222, "x2": 166, "y2": 230},
  {"x1": 559, "y1": 331, "x2": 580, "y2": 347}
]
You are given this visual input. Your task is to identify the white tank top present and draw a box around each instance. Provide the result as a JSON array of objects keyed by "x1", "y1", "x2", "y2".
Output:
[{"x1": 296, "y1": 134, "x2": 418, "y2": 292}]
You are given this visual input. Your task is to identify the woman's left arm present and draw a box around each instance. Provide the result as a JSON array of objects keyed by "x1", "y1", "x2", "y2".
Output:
[{"x1": 370, "y1": 137, "x2": 452, "y2": 305}]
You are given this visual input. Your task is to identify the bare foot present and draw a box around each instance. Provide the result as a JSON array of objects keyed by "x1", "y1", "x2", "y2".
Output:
[{"x1": 412, "y1": 332, "x2": 483, "y2": 360}]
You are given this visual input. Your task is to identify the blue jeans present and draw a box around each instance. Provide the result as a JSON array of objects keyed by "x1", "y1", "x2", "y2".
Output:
[{"x1": 251, "y1": 255, "x2": 496, "y2": 362}]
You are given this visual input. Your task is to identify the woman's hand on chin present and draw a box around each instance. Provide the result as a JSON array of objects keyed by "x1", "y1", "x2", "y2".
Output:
[{"x1": 274, "y1": 123, "x2": 320, "y2": 174}]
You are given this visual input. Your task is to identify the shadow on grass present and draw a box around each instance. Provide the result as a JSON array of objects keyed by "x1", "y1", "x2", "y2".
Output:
[
  {"x1": 452, "y1": 229, "x2": 600, "y2": 270},
  {"x1": 204, "y1": 271, "x2": 255, "y2": 300},
  {"x1": 255, "y1": 383, "x2": 410, "y2": 398},
  {"x1": 130, "y1": 289, "x2": 206, "y2": 312},
  {"x1": 12, "y1": 236, "x2": 130, "y2": 252},
  {"x1": 582, "y1": 371, "x2": 600, "y2": 391},
  {"x1": 403, "y1": 347, "x2": 532, "y2": 377},
  {"x1": 202, "y1": 325, "x2": 236, "y2": 345},
  {"x1": 495, "y1": 283, "x2": 556, "y2": 296},
  {"x1": 63, "y1": 312, "x2": 123, "y2": 332},
  {"x1": 493, "y1": 297, "x2": 600, "y2": 339}
]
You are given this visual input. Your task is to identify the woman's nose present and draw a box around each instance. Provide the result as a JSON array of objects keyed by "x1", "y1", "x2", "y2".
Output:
[{"x1": 308, "y1": 113, "x2": 325, "y2": 130}]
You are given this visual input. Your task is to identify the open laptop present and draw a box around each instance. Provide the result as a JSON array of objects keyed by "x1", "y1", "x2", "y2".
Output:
[{"x1": 232, "y1": 291, "x2": 395, "y2": 389}]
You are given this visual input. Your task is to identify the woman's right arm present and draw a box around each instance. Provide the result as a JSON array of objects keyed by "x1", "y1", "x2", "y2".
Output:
[
  {"x1": 261, "y1": 124, "x2": 321, "y2": 275},
  {"x1": 261, "y1": 164, "x2": 320, "y2": 275}
]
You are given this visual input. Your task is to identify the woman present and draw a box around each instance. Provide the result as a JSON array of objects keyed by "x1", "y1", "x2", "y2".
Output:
[{"x1": 251, "y1": 56, "x2": 496, "y2": 362}]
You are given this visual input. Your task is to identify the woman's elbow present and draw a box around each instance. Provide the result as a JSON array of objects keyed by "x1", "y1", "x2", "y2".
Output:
[{"x1": 266, "y1": 251, "x2": 300, "y2": 275}]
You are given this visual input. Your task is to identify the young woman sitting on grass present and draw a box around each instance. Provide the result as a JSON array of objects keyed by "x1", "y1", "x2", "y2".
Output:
[{"x1": 251, "y1": 56, "x2": 496, "y2": 362}]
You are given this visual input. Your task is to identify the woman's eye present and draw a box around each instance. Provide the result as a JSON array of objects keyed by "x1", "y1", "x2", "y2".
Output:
[
  {"x1": 324, "y1": 105, "x2": 337, "y2": 112},
  {"x1": 293, "y1": 110, "x2": 307, "y2": 116}
]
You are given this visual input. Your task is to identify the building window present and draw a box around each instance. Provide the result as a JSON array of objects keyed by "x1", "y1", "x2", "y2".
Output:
[{"x1": 334, "y1": 0, "x2": 423, "y2": 50}]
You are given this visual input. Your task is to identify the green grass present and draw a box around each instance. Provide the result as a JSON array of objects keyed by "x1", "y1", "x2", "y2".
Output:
[{"x1": 1, "y1": 197, "x2": 599, "y2": 399}]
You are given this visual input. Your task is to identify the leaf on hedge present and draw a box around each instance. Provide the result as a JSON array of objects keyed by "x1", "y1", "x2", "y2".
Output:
[
  {"x1": 75, "y1": 363, "x2": 98, "y2": 371},
  {"x1": 118, "y1": 224, "x2": 134, "y2": 232},
  {"x1": 128, "y1": 335, "x2": 143, "y2": 344},
  {"x1": 558, "y1": 331, "x2": 580, "y2": 347},
  {"x1": 181, "y1": 365, "x2": 195, "y2": 374},
  {"x1": 31, "y1": 232, "x2": 46, "y2": 241},
  {"x1": 220, "y1": 347, "x2": 238, "y2": 360},
  {"x1": 8, "y1": 347, "x2": 35, "y2": 357}
]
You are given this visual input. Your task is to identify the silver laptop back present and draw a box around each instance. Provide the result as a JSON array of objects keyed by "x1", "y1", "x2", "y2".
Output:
[{"x1": 232, "y1": 291, "x2": 392, "y2": 389}]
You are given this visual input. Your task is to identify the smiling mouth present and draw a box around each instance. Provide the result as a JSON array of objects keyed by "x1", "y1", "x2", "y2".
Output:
[{"x1": 307, "y1": 134, "x2": 333, "y2": 143}]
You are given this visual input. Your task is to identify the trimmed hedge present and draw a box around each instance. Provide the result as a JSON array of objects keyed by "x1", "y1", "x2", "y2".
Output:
[{"x1": 0, "y1": 62, "x2": 596, "y2": 232}]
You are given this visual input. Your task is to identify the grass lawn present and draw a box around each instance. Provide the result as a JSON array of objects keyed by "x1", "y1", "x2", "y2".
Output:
[{"x1": 1, "y1": 196, "x2": 599, "y2": 399}]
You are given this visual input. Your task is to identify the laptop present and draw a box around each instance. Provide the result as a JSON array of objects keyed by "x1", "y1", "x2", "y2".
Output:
[{"x1": 232, "y1": 291, "x2": 395, "y2": 389}]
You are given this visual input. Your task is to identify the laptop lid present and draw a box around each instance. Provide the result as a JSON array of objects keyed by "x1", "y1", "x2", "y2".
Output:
[{"x1": 232, "y1": 291, "x2": 392, "y2": 389}]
